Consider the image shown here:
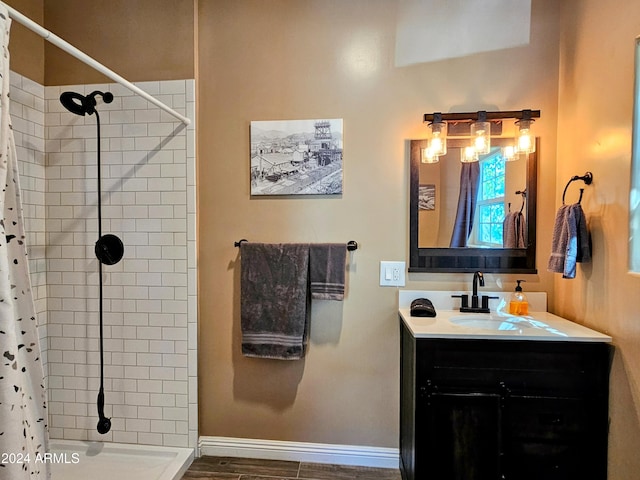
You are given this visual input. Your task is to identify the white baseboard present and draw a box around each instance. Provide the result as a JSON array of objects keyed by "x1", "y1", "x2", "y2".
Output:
[{"x1": 198, "y1": 436, "x2": 399, "y2": 469}]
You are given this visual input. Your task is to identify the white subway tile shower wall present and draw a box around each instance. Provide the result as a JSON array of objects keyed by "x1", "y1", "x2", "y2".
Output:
[
  {"x1": 10, "y1": 72, "x2": 48, "y2": 380},
  {"x1": 44, "y1": 80, "x2": 197, "y2": 448}
]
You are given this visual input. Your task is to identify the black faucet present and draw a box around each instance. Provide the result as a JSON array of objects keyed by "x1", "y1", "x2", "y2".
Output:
[
  {"x1": 451, "y1": 271, "x2": 499, "y2": 313},
  {"x1": 471, "y1": 271, "x2": 484, "y2": 309}
]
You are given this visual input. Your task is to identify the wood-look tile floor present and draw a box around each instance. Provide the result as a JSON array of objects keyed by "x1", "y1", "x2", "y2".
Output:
[{"x1": 181, "y1": 456, "x2": 402, "y2": 480}]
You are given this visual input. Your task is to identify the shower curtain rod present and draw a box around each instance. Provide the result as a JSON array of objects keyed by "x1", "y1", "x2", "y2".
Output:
[{"x1": 2, "y1": 2, "x2": 191, "y2": 126}]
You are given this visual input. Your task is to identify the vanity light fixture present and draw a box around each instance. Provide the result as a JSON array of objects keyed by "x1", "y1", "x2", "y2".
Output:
[
  {"x1": 461, "y1": 145, "x2": 478, "y2": 163},
  {"x1": 422, "y1": 109, "x2": 541, "y2": 162},
  {"x1": 470, "y1": 111, "x2": 491, "y2": 155},
  {"x1": 515, "y1": 109, "x2": 536, "y2": 155},
  {"x1": 427, "y1": 112, "x2": 447, "y2": 157},
  {"x1": 421, "y1": 144, "x2": 439, "y2": 163},
  {"x1": 422, "y1": 112, "x2": 447, "y2": 163},
  {"x1": 503, "y1": 144, "x2": 518, "y2": 161}
]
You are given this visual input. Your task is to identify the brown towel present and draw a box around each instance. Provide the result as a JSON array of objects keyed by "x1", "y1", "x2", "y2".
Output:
[
  {"x1": 309, "y1": 243, "x2": 347, "y2": 301},
  {"x1": 240, "y1": 243, "x2": 310, "y2": 360}
]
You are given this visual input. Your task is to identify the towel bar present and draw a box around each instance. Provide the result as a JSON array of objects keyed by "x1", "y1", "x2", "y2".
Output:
[{"x1": 234, "y1": 239, "x2": 358, "y2": 251}]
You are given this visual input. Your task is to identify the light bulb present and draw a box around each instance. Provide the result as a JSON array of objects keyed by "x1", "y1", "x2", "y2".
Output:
[
  {"x1": 516, "y1": 118, "x2": 535, "y2": 154},
  {"x1": 421, "y1": 146, "x2": 439, "y2": 164},
  {"x1": 503, "y1": 144, "x2": 518, "y2": 161},
  {"x1": 429, "y1": 135, "x2": 446, "y2": 157},
  {"x1": 461, "y1": 145, "x2": 478, "y2": 163},
  {"x1": 429, "y1": 120, "x2": 447, "y2": 156},
  {"x1": 470, "y1": 121, "x2": 491, "y2": 155}
]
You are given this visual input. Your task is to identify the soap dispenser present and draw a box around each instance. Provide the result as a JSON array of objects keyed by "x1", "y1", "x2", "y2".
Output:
[{"x1": 509, "y1": 280, "x2": 529, "y2": 316}]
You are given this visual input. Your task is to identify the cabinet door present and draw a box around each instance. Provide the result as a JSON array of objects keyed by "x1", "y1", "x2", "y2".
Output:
[
  {"x1": 420, "y1": 392, "x2": 502, "y2": 480},
  {"x1": 503, "y1": 396, "x2": 606, "y2": 479}
]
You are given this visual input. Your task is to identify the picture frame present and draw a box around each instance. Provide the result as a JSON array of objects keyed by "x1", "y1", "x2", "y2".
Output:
[
  {"x1": 250, "y1": 119, "x2": 343, "y2": 196},
  {"x1": 419, "y1": 184, "x2": 436, "y2": 210}
]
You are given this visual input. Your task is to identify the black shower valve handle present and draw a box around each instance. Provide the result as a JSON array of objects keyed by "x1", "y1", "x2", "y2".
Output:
[{"x1": 95, "y1": 233, "x2": 124, "y2": 265}]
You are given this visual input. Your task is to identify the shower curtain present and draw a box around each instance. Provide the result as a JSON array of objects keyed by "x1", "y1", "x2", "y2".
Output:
[{"x1": 0, "y1": 6, "x2": 50, "y2": 480}]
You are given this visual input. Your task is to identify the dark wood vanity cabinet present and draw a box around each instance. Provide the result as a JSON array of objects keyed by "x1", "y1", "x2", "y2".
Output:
[{"x1": 400, "y1": 321, "x2": 611, "y2": 480}]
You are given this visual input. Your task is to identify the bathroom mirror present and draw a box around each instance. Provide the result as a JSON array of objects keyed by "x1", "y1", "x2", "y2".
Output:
[{"x1": 409, "y1": 137, "x2": 538, "y2": 273}]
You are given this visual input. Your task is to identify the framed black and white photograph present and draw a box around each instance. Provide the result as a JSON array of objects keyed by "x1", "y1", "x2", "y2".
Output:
[
  {"x1": 250, "y1": 119, "x2": 343, "y2": 195},
  {"x1": 419, "y1": 184, "x2": 436, "y2": 210}
]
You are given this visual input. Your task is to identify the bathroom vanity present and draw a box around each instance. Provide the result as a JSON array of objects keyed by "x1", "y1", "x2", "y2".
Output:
[{"x1": 399, "y1": 291, "x2": 612, "y2": 480}]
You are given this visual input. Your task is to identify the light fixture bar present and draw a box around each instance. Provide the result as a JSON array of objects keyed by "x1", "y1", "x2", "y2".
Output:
[{"x1": 423, "y1": 110, "x2": 541, "y2": 123}]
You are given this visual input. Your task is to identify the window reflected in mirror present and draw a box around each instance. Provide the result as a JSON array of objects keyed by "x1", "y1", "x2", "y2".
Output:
[{"x1": 416, "y1": 140, "x2": 528, "y2": 249}]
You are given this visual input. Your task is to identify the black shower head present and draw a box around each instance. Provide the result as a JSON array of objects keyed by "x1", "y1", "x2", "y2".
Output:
[{"x1": 60, "y1": 90, "x2": 114, "y2": 116}]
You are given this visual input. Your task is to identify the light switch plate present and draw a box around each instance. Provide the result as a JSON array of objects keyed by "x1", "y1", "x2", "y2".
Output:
[{"x1": 380, "y1": 261, "x2": 406, "y2": 287}]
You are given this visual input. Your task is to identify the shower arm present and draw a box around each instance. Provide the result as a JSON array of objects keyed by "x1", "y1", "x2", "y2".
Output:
[{"x1": 2, "y1": 2, "x2": 190, "y2": 126}]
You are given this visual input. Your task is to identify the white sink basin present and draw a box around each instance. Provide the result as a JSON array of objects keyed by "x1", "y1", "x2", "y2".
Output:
[
  {"x1": 449, "y1": 315, "x2": 534, "y2": 331},
  {"x1": 399, "y1": 290, "x2": 612, "y2": 342},
  {"x1": 448, "y1": 314, "x2": 571, "y2": 336}
]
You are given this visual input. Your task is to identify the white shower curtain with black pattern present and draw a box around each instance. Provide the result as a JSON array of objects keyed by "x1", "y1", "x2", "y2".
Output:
[{"x1": 0, "y1": 5, "x2": 50, "y2": 480}]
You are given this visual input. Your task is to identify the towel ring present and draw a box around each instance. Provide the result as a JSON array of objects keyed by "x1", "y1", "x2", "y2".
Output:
[
  {"x1": 515, "y1": 189, "x2": 526, "y2": 214},
  {"x1": 562, "y1": 172, "x2": 593, "y2": 205}
]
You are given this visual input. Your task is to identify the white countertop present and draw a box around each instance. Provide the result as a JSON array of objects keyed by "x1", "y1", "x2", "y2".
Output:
[{"x1": 399, "y1": 290, "x2": 611, "y2": 343}]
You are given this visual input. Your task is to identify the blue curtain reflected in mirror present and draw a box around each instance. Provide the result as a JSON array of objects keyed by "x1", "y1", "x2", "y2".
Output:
[{"x1": 450, "y1": 162, "x2": 480, "y2": 247}]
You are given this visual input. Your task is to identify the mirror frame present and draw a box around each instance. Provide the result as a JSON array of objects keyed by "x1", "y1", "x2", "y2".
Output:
[{"x1": 409, "y1": 137, "x2": 538, "y2": 273}]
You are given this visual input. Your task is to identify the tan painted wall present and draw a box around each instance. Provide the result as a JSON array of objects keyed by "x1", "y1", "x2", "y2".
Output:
[
  {"x1": 557, "y1": 1, "x2": 640, "y2": 478},
  {"x1": 4, "y1": 0, "x2": 44, "y2": 84},
  {"x1": 42, "y1": 0, "x2": 194, "y2": 85},
  {"x1": 19, "y1": 0, "x2": 640, "y2": 466},
  {"x1": 5, "y1": 0, "x2": 194, "y2": 85},
  {"x1": 197, "y1": 0, "x2": 560, "y2": 446}
]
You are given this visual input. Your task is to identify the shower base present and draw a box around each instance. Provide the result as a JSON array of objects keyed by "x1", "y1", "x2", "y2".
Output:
[{"x1": 49, "y1": 440, "x2": 194, "y2": 480}]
